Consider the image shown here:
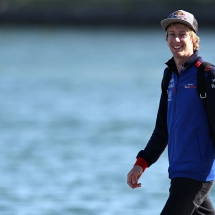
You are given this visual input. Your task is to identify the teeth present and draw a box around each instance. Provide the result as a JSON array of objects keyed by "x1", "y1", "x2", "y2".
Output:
[{"x1": 174, "y1": 46, "x2": 182, "y2": 49}]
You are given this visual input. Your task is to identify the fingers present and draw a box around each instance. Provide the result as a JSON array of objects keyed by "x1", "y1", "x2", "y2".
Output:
[
  {"x1": 127, "y1": 170, "x2": 141, "y2": 189},
  {"x1": 127, "y1": 166, "x2": 143, "y2": 189}
]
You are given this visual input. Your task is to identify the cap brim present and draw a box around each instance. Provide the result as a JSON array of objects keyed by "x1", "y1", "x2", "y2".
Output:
[{"x1": 161, "y1": 18, "x2": 196, "y2": 33}]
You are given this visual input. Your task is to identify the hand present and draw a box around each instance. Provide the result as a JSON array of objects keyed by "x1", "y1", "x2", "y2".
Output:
[{"x1": 127, "y1": 165, "x2": 143, "y2": 189}]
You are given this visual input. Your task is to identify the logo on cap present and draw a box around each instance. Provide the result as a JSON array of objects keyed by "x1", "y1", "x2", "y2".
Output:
[{"x1": 169, "y1": 11, "x2": 187, "y2": 21}]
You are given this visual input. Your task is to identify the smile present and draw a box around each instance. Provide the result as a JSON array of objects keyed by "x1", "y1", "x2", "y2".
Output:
[{"x1": 173, "y1": 45, "x2": 183, "y2": 49}]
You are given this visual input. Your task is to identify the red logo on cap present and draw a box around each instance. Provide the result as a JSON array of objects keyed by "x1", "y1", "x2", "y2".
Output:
[{"x1": 170, "y1": 11, "x2": 187, "y2": 20}]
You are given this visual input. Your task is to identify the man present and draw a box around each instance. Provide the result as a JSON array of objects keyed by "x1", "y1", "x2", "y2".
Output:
[{"x1": 127, "y1": 10, "x2": 215, "y2": 215}]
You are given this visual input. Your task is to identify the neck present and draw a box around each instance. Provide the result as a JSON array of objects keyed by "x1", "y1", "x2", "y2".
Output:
[
  {"x1": 174, "y1": 56, "x2": 192, "y2": 74},
  {"x1": 174, "y1": 59, "x2": 183, "y2": 73}
]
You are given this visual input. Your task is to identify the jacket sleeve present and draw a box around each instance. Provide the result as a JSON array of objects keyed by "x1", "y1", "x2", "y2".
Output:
[
  {"x1": 136, "y1": 76, "x2": 169, "y2": 167},
  {"x1": 206, "y1": 66, "x2": 215, "y2": 144}
]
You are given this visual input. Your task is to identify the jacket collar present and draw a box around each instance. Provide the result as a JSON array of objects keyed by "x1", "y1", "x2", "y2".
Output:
[{"x1": 165, "y1": 51, "x2": 202, "y2": 74}]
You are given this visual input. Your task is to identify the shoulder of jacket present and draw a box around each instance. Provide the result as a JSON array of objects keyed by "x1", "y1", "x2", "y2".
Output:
[
  {"x1": 205, "y1": 65, "x2": 215, "y2": 80},
  {"x1": 195, "y1": 61, "x2": 215, "y2": 71},
  {"x1": 206, "y1": 69, "x2": 215, "y2": 88},
  {"x1": 207, "y1": 65, "x2": 215, "y2": 73}
]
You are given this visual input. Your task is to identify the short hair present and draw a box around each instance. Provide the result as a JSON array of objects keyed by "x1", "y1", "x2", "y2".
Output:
[{"x1": 165, "y1": 23, "x2": 200, "y2": 51}]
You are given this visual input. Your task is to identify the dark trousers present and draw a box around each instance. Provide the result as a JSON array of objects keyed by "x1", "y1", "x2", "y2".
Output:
[{"x1": 160, "y1": 178, "x2": 215, "y2": 215}]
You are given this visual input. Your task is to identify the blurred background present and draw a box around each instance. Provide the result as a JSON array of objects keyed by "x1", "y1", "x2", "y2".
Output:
[
  {"x1": 0, "y1": 1, "x2": 214, "y2": 215},
  {"x1": 0, "y1": 0, "x2": 215, "y2": 26}
]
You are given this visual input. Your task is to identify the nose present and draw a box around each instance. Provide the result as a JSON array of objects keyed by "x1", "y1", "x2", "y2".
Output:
[{"x1": 175, "y1": 37, "x2": 180, "y2": 42}]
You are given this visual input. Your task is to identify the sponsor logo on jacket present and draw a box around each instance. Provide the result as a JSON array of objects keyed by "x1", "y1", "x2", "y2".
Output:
[
  {"x1": 211, "y1": 79, "x2": 215, "y2": 88},
  {"x1": 168, "y1": 78, "x2": 174, "y2": 89},
  {"x1": 168, "y1": 91, "x2": 172, "y2": 101},
  {"x1": 183, "y1": 83, "x2": 197, "y2": 88}
]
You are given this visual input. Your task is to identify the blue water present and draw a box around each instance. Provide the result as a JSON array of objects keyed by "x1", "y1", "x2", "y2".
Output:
[{"x1": 0, "y1": 26, "x2": 215, "y2": 215}]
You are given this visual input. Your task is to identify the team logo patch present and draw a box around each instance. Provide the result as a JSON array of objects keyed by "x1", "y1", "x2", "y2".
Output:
[{"x1": 169, "y1": 11, "x2": 187, "y2": 21}]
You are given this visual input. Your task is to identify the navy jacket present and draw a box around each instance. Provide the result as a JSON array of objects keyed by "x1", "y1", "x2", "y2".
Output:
[{"x1": 137, "y1": 51, "x2": 215, "y2": 181}]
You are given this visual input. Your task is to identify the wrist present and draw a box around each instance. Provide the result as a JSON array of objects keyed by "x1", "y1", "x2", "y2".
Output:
[{"x1": 134, "y1": 158, "x2": 148, "y2": 171}]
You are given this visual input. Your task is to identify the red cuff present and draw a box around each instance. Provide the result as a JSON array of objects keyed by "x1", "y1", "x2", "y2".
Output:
[{"x1": 134, "y1": 158, "x2": 148, "y2": 171}]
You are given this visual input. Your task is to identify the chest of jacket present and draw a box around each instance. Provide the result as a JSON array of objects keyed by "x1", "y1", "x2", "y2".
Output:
[{"x1": 167, "y1": 66, "x2": 211, "y2": 149}]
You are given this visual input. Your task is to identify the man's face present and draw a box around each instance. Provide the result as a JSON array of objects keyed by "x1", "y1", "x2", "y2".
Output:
[{"x1": 166, "y1": 23, "x2": 194, "y2": 59}]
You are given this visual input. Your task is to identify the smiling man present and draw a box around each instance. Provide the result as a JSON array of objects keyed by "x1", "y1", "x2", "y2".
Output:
[{"x1": 127, "y1": 10, "x2": 215, "y2": 215}]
